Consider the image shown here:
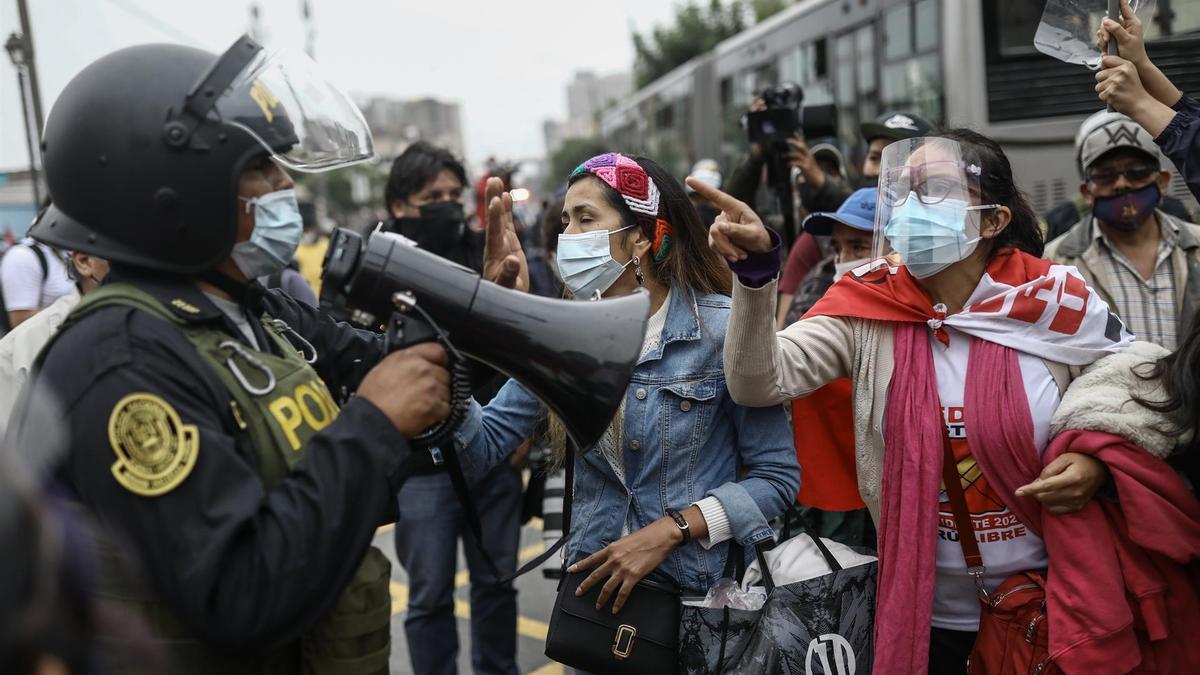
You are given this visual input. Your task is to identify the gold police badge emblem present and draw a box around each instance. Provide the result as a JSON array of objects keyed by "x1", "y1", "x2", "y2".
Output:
[{"x1": 108, "y1": 393, "x2": 199, "y2": 497}]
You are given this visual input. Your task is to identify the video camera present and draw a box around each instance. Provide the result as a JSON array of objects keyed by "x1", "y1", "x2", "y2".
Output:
[{"x1": 744, "y1": 83, "x2": 805, "y2": 150}]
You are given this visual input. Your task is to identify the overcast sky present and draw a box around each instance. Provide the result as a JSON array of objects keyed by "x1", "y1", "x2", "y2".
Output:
[{"x1": 0, "y1": 0, "x2": 678, "y2": 172}]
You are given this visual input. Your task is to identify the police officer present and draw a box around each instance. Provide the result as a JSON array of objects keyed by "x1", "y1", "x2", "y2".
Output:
[{"x1": 11, "y1": 36, "x2": 453, "y2": 674}]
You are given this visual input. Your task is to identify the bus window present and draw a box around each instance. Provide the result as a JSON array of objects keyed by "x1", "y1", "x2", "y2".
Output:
[
  {"x1": 883, "y1": 3, "x2": 911, "y2": 60},
  {"x1": 914, "y1": 0, "x2": 938, "y2": 52},
  {"x1": 1144, "y1": 0, "x2": 1200, "y2": 39}
]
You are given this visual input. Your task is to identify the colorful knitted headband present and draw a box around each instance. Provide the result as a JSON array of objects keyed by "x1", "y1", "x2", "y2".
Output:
[{"x1": 571, "y1": 152, "x2": 673, "y2": 262}]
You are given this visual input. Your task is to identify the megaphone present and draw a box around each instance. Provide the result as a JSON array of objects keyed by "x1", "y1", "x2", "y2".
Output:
[{"x1": 320, "y1": 227, "x2": 649, "y2": 450}]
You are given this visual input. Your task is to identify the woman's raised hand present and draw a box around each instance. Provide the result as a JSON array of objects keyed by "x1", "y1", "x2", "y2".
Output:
[
  {"x1": 482, "y1": 176, "x2": 529, "y2": 292},
  {"x1": 685, "y1": 177, "x2": 774, "y2": 264}
]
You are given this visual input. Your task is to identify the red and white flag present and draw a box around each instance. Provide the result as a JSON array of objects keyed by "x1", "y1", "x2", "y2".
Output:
[{"x1": 806, "y1": 248, "x2": 1132, "y2": 365}]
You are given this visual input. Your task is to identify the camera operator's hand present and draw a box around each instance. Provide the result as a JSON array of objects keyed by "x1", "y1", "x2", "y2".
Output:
[
  {"x1": 358, "y1": 343, "x2": 451, "y2": 437},
  {"x1": 686, "y1": 177, "x2": 773, "y2": 262},
  {"x1": 1097, "y1": 0, "x2": 1146, "y2": 66},
  {"x1": 747, "y1": 97, "x2": 768, "y2": 158},
  {"x1": 784, "y1": 136, "x2": 826, "y2": 189},
  {"x1": 482, "y1": 176, "x2": 529, "y2": 292}
]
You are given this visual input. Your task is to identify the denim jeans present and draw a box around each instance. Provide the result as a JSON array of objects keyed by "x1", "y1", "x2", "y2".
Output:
[{"x1": 395, "y1": 462, "x2": 522, "y2": 675}]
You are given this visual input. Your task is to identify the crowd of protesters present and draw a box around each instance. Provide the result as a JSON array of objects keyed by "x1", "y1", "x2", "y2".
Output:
[{"x1": 3, "y1": 1, "x2": 1200, "y2": 674}]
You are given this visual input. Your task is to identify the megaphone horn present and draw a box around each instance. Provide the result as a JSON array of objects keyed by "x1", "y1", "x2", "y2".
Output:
[{"x1": 320, "y1": 228, "x2": 649, "y2": 450}]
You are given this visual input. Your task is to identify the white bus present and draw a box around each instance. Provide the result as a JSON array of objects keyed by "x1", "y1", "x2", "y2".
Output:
[{"x1": 600, "y1": 0, "x2": 1200, "y2": 214}]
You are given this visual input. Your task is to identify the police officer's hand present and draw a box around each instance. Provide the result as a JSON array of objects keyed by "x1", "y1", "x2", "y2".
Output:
[
  {"x1": 483, "y1": 177, "x2": 529, "y2": 292},
  {"x1": 358, "y1": 343, "x2": 451, "y2": 437},
  {"x1": 686, "y1": 177, "x2": 773, "y2": 263}
]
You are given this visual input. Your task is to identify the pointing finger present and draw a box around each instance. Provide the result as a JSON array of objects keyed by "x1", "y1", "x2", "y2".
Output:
[{"x1": 684, "y1": 178, "x2": 754, "y2": 222}]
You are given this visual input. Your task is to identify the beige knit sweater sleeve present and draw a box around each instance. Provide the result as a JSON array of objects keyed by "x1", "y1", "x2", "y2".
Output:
[{"x1": 724, "y1": 276, "x2": 856, "y2": 407}]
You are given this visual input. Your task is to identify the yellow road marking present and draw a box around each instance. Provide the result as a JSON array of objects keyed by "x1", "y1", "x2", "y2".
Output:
[
  {"x1": 385, "y1": 525, "x2": 557, "y2": 668},
  {"x1": 454, "y1": 541, "x2": 546, "y2": 587}
]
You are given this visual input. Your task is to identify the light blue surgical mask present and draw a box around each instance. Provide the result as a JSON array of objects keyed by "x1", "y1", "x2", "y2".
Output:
[
  {"x1": 555, "y1": 224, "x2": 636, "y2": 300},
  {"x1": 233, "y1": 188, "x2": 303, "y2": 279},
  {"x1": 883, "y1": 193, "x2": 997, "y2": 279}
]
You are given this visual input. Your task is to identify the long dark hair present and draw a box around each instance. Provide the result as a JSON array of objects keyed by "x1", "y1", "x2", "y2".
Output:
[
  {"x1": 935, "y1": 128, "x2": 1043, "y2": 257},
  {"x1": 567, "y1": 155, "x2": 732, "y2": 296},
  {"x1": 1136, "y1": 320, "x2": 1200, "y2": 462}
]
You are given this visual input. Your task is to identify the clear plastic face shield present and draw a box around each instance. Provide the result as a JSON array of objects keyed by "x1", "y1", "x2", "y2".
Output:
[
  {"x1": 1034, "y1": 0, "x2": 1156, "y2": 70},
  {"x1": 213, "y1": 47, "x2": 374, "y2": 172},
  {"x1": 872, "y1": 137, "x2": 999, "y2": 279}
]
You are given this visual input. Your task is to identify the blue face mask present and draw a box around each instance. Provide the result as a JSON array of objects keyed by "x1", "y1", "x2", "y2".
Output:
[
  {"x1": 555, "y1": 224, "x2": 636, "y2": 299},
  {"x1": 232, "y1": 188, "x2": 303, "y2": 279},
  {"x1": 883, "y1": 193, "x2": 997, "y2": 279}
]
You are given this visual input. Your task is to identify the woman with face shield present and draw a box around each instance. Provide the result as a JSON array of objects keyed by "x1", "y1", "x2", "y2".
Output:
[
  {"x1": 456, "y1": 153, "x2": 798, "y2": 646},
  {"x1": 697, "y1": 129, "x2": 1200, "y2": 672}
]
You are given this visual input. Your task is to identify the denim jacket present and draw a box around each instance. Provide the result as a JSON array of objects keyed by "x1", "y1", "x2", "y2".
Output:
[{"x1": 455, "y1": 286, "x2": 799, "y2": 592}]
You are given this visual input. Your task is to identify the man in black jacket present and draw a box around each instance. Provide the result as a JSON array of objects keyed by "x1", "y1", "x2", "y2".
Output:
[{"x1": 381, "y1": 142, "x2": 523, "y2": 675}]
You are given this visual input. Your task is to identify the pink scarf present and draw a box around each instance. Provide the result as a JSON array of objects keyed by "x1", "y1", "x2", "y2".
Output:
[{"x1": 875, "y1": 325, "x2": 1041, "y2": 673}]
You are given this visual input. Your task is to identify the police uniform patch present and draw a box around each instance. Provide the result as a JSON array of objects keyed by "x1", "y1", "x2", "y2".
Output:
[{"x1": 108, "y1": 393, "x2": 199, "y2": 497}]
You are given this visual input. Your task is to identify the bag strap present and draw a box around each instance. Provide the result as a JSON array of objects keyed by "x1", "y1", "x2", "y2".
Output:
[
  {"x1": 505, "y1": 437, "x2": 576, "y2": 581},
  {"x1": 781, "y1": 503, "x2": 843, "y2": 572},
  {"x1": 940, "y1": 422, "x2": 989, "y2": 599}
]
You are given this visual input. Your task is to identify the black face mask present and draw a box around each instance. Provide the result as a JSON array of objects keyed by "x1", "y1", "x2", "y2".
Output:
[
  {"x1": 858, "y1": 174, "x2": 879, "y2": 189},
  {"x1": 389, "y1": 201, "x2": 467, "y2": 261}
]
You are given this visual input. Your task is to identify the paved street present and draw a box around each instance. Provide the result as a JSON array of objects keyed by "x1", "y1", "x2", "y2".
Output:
[{"x1": 376, "y1": 519, "x2": 565, "y2": 675}]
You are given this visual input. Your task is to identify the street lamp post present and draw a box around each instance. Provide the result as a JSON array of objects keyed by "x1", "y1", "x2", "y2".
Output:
[{"x1": 5, "y1": 32, "x2": 42, "y2": 207}]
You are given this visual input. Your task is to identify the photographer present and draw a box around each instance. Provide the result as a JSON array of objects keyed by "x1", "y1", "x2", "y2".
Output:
[
  {"x1": 9, "y1": 37, "x2": 452, "y2": 673},
  {"x1": 725, "y1": 90, "x2": 853, "y2": 230}
]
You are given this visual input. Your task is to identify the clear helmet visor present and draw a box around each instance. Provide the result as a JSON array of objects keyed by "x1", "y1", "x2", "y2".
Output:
[
  {"x1": 214, "y1": 48, "x2": 374, "y2": 172},
  {"x1": 1034, "y1": 0, "x2": 1157, "y2": 70},
  {"x1": 871, "y1": 137, "x2": 992, "y2": 278}
]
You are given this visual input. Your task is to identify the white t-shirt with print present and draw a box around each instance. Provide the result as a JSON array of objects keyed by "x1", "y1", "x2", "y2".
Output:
[
  {"x1": 930, "y1": 326, "x2": 1059, "y2": 631},
  {"x1": 1, "y1": 240, "x2": 74, "y2": 312}
]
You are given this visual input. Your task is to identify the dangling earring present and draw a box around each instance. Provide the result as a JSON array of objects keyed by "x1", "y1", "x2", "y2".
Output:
[{"x1": 633, "y1": 255, "x2": 645, "y2": 286}]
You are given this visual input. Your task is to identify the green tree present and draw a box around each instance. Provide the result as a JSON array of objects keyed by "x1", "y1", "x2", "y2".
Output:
[
  {"x1": 632, "y1": 0, "x2": 746, "y2": 88},
  {"x1": 749, "y1": 0, "x2": 790, "y2": 22},
  {"x1": 546, "y1": 138, "x2": 610, "y2": 190}
]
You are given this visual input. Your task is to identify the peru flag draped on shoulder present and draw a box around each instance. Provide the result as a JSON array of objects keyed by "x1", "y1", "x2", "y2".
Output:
[{"x1": 805, "y1": 248, "x2": 1133, "y2": 364}]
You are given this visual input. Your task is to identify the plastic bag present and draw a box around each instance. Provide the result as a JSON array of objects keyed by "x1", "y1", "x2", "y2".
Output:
[
  {"x1": 743, "y1": 534, "x2": 877, "y2": 589},
  {"x1": 682, "y1": 578, "x2": 767, "y2": 611}
]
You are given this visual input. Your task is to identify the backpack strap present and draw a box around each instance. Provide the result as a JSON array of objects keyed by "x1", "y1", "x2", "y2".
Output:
[{"x1": 26, "y1": 243, "x2": 49, "y2": 282}]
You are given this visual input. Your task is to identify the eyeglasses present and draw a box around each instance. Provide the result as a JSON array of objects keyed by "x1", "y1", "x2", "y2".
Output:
[
  {"x1": 882, "y1": 161, "x2": 982, "y2": 207},
  {"x1": 1087, "y1": 165, "x2": 1157, "y2": 187}
]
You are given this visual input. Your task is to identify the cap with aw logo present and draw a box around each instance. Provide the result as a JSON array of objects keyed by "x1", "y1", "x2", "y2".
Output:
[
  {"x1": 1075, "y1": 109, "x2": 1161, "y2": 176},
  {"x1": 860, "y1": 111, "x2": 934, "y2": 143}
]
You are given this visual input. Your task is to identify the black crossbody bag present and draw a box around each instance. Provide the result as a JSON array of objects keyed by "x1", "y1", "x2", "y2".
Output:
[{"x1": 518, "y1": 440, "x2": 681, "y2": 672}]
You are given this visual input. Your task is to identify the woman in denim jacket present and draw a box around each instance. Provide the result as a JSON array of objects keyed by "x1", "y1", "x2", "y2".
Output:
[{"x1": 456, "y1": 153, "x2": 798, "y2": 611}]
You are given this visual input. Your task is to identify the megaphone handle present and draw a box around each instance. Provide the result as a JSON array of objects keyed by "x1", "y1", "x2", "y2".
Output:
[{"x1": 385, "y1": 312, "x2": 440, "y2": 352}]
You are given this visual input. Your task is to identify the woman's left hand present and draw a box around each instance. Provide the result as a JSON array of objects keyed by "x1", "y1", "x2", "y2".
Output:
[
  {"x1": 1015, "y1": 452, "x2": 1111, "y2": 514},
  {"x1": 568, "y1": 518, "x2": 682, "y2": 614}
]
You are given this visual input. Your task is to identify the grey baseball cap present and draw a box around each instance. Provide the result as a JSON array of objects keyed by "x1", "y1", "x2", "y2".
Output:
[{"x1": 1076, "y1": 110, "x2": 1162, "y2": 176}]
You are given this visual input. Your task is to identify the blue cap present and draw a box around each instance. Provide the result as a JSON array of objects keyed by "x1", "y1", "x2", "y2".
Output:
[{"x1": 802, "y1": 187, "x2": 878, "y2": 235}]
